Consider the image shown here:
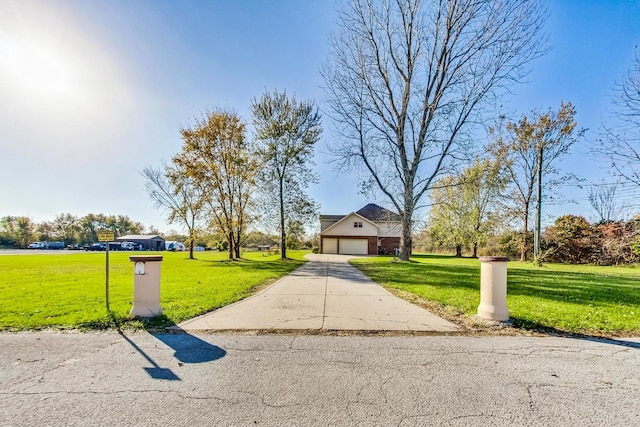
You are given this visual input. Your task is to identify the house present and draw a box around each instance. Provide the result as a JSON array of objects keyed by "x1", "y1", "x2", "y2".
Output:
[
  {"x1": 319, "y1": 203, "x2": 402, "y2": 255},
  {"x1": 116, "y1": 235, "x2": 165, "y2": 251}
]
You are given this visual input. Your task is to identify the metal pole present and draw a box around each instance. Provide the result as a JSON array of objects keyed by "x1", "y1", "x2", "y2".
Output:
[
  {"x1": 106, "y1": 241, "x2": 110, "y2": 311},
  {"x1": 534, "y1": 145, "x2": 543, "y2": 260}
]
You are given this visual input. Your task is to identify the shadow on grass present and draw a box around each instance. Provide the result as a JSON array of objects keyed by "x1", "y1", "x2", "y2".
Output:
[
  {"x1": 506, "y1": 269, "x2": 640, "y2": 307},
  {"x1": 193, "y1": 257, "x2": 306, "y2": 277},
  {"x1": 356, "y1": 260, "x2": 640, "y2": 307},
  {"x1": 410, "y1": 254, "x2": 468, "y2": 260}
]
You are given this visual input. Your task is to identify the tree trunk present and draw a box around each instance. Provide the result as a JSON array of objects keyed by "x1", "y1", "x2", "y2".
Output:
[
  {"x1": 399, "y1": 216, "x2": 412, "y2": 261},
  {"x1": 235, "y1": 230, "x2": 241, "y2": 259},
  {"x1": 279, "y1": 177, "x2": 287, "y2": 259},
  {"x1": 455, "y1": 245, "x2": 462, "y2": 257},
  {"x1": 189, "y1": 233, "x2": 194, "y2": 260},
  {"x1": 228, "y1": 231, "x2": 234, "y2": 260},
  {"x1": 472, "y1": 242, "x2": 478, "y2": 258}
]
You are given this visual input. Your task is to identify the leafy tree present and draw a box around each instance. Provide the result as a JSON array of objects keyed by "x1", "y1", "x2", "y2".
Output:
[
  {"x1": 174, "y1": 110, "x2": 257, "y2": 260},
  {"x1": 243, "y1": 231, "x2": 279, "y2": 248},
  {"x1": 79, "y1": 213, "x2": 103, "y2": 243},
  {"x1": 78, "y1": 213, "x2": 143, "y2": 243},
  {"x1": 50, "y1": 213, "x2": 81, "y2": 245},
  {"x1": 103, "y1": 215, "x2": 143, "y2": 237},
  {"x1": 542, "y1": 215, "x2": 599, "y2": 264},
  {"x1": 322, "y1": 0, "x2": 547, "y2": 261},
  {"x1": 143, "y1": 160, "x2": 205, "y2": 259},
  {"x1": 285, "y1": 219, "x2": 305, "y2": 250},
  {"x1": 0, "y1": 216, "x2": 19, "y2": 247},
  {"x1": 145, "y1": 225, "x2": 162, "y2": 236},
  {"x1": 428, "y1": 158, "x2": 505, "y2": 257},
  {"x1": 488, "y1": 102, "x2": 585, "y2": 261},
  {"x1": 428, "y1": 175, "x2": 469, "y2": 256},
  {"x1": 34, "y1": 221, "x2": 55, "y2": 243},
  {"x1": 15, "y1": 217, "x2": 34, "y2": 248},
  {"x1": 0, "y1": 216, "x2": 35, "y2": 248},
  {"x1": 251, "y1": 89, "x2": 322, "y2": 259}
]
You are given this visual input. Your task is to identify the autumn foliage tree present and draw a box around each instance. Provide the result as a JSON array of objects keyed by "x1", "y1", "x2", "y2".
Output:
[
  {"x1": 489, "y1": 102, "x2": 585, "y2": 261},
  {"x1": 174, "y1": 110, "x2": 257, "y2": 260},
  {"x1": 542, "y1": 214, "x2": 640, "y2": 265},
  {"x1": 0, "y1": 216, "x2": 34, "y2": 248}
]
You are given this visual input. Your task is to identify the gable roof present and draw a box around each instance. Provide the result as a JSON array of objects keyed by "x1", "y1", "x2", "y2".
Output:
[
  {"x1": 356, "y1": 203, "x2": 402, "y2": 222},
  {"x1": 319, "y1": 214, "x2": 346, "y2": 221},
  {"x1": 321, "y1": 211, "x2": 378, "y2": 235},
  {"x1": 117, "y1": 235, "x2": 165, "y2": 241}
]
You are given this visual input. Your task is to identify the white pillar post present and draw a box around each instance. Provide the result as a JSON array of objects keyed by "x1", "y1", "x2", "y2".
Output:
[{"x1": 477, "y1": 256, "x2": 509, "y2": 321}]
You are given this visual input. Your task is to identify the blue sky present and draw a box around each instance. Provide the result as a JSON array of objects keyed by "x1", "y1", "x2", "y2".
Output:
[{"x1": 1, "y1": 0, "x2": 639, "y2": 233}]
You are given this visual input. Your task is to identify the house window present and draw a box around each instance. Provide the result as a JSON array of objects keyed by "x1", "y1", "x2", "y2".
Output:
[{"x1": 354, "y1": 221, "x2": 362, "y2": 228}]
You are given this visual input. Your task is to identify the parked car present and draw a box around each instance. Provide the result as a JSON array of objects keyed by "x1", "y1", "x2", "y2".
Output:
[
  {"x1": 120, "y1": 242, "x2": 138, "y2": 251},
  {"x1": 85, "y1": 243, "x2": 105, "y2": 251},
  {"x1": 27, "y1": 241, "x2": 65, "y2": 250}
]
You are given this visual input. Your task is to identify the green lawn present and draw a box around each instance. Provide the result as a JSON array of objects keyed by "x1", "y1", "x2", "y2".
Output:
[
  {"x1": 351, "y1": 254, "x2": 640, "y2": 335},
  {"x1": 0, "y1": 250, "x2": 308, "y2": 331}
]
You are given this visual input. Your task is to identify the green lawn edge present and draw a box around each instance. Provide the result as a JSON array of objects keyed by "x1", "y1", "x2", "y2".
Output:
[
  {"x1": 350, "y1": 254, "x2": 640, "y2": 336},
  {"x1": 0, "y1": 250, "x2": 309, "y2": 332}
]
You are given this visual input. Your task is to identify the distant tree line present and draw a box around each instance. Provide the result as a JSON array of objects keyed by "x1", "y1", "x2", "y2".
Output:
[
  {"x1": 417, "y1": 214, "x2": 640, "y2": 265},
  {"x1": 0, "y1": 214, "x2": 145, "y2": 248}
]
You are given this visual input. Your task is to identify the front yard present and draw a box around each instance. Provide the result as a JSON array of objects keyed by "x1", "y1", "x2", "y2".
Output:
[
  {"x1": 351, "y1": 254, "x2": 640, "y2": 336},
  {"x1": 0, "y1": 250, "x2": 308, "y2": 331}
]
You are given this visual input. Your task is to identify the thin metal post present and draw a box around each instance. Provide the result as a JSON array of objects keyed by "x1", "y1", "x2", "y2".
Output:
[
  {"x1": 106, "y1": 241, "x2": 110, "y2": 311},
  {"x1": 534, "y1": 145, "x2": 543, "y2": 260}
]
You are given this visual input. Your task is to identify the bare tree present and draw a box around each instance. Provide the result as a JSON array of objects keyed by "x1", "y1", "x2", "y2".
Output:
[
  {"x1": 322, "y1": 0, "x2": 547, "y2": 260},
  {"x1": 588, "y1": 183, "x2": 625, "y2": 224},
  {"x1": 142, "y1": 161, "x2": 204, "y2": 259},
  {"x1": 599, "y1": 52, "x2": 640, "y2": 186}
]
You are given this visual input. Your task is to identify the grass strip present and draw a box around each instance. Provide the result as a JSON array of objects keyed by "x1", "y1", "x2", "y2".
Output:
[
  {"x1": 351, "y1": 254, "x2": 640, "y2": 335},
  {"x1": 0, "y1": 250, "x2": 308, "y2": 331}
]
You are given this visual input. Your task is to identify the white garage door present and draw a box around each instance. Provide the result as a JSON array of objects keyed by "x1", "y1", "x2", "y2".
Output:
[
  {"x1": 323, "y1": 238, "x2": 338, "y2": 254},
  {"x1": 339, "y1": 239, "x2": 368, "y2": 255}
]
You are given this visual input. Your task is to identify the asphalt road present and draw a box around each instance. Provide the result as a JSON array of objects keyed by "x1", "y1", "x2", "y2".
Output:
[{"x1": 1, "y1": 332, "x2": 639, "y2": 426}]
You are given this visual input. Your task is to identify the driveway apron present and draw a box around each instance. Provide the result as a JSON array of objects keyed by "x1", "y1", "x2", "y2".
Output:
[{"x1": 178, "y1": 254, "x2": 458, "y2": 332}]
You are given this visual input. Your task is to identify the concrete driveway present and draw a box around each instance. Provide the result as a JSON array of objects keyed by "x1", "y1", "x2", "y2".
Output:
[{"x1": 178, "y1": 254, "x2": 458, "y2": 332}]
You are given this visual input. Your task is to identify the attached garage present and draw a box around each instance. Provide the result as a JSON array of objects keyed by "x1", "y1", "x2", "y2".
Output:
[
  {"x1": 338, "y1": 238, "x2": 368, "y2": 255},
  {"x1": 322, "y1": 238, "x2": 338, "y2": 254},
  {"x1": 320, "y1": 205, "x2": 402, "y2": 256}
]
